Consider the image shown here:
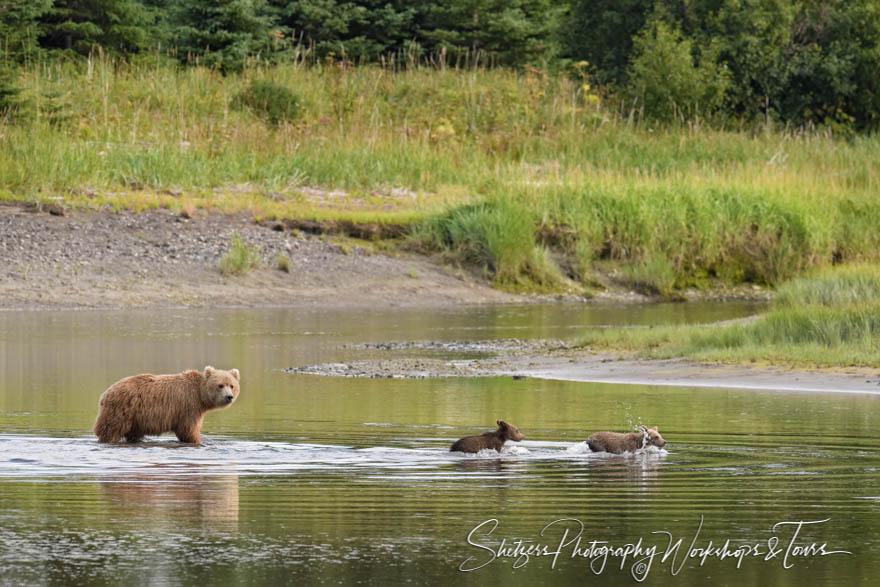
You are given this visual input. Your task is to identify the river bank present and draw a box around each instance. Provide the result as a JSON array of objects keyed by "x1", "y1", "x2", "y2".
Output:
[
  {"x1": 0, "y1": 204, "x2": 770, "y2": 310},
  {"x1": 0, "y1": 203, "x2": 536, "y2": 310},
  {"x1": 286, "y1": 339, "x2": 880, "y2": 395}
]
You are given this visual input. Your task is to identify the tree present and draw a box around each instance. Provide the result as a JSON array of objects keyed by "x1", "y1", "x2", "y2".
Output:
[
  {"x1": 170, "y1": 0, "x2": 276, "y2": 72},
  {"x1": 0, "y1": 0, "x2": 52, "y2": 63},
  {"x1": 561, "y1": 0, "x2": 653, "y2": 85},
  {"x1": 0, "y1": 60, "x2": 21, "y2": 116},
  {"x1": 38, "y1": 0, "x2": 154, "y2": 55},
  {"x1": 419, "y1": 0, "x2": 564, "y2": 66},
  {"x1": 270, "y1": 0, "x2": 418, "y2": 61},
  {"x1": 779, "y1": 0, "x2": 880, "y2": 129},
  {"x1": 626, "y1": 15, "x2": 730, "y2": 121}
]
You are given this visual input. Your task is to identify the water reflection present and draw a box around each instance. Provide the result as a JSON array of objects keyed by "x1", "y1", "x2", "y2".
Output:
[
  {"x1": 100, "y1": 473, "x2": 240, "y2": 531},
  {"x1": 2, "y1": 304, "x2": 879, "y2": 585}
]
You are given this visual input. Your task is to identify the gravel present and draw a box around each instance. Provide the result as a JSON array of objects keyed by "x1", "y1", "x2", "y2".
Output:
[{"x1": 0, "y1": 204, "x2": 531, "y2": 309}]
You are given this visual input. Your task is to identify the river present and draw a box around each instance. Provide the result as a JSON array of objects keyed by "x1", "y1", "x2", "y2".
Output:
[{"x1": 0, "y1": 303, "x2": 877, "y2": 585}]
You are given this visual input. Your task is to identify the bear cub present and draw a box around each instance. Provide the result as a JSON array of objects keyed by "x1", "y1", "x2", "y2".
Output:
[
  {"x1": 450, "y1": 419, "x2": 524, "y2": 453},
  {"x1": 586, "y1": 426, "x2": 666, "y2": 454},
  {"x1": 94, "y1": 366, "x2": 240, "y2": 444}
]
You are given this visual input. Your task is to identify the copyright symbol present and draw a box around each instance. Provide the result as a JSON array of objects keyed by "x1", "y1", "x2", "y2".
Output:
[{"x1": 634, "y1": 561, "x2": 649, "y2": 576}]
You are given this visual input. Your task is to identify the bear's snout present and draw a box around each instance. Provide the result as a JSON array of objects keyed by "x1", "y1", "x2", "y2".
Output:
[{"x1": 224, "y1": 394, "x2": 235, "y2": 404}]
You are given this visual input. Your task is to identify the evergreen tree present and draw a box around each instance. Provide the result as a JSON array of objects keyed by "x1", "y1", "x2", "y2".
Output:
[
  {"x1": 270, "y1": 0, "x2": 418, "y2": 61},
  {"x1": 170, "y1": 0, "x2": 276, "y2": 72},
  {"x1": 419, "y1": 0, "x2": 564, "y2": 66},
  {"x1": 561, "y1": 0, "x2": 652, "y2": 85},
  {"x1": 0, "y1": 59, "x2": 25, "y2": 119},
  {"x1": 38, "y1": 0, "x2": 154, "y2": 55},
  {"x1": 0, "y1": 0, "x2": 52, "y2": 64}
]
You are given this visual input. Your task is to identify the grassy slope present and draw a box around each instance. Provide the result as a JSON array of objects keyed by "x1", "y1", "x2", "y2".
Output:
[{"x1": 2, "y1": 58, "x2": 880, "y2": 293}]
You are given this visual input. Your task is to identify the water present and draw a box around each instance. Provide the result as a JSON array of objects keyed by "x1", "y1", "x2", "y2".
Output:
[{"x1": 1, "y1": 303, "x2": 878, "y2": 586}]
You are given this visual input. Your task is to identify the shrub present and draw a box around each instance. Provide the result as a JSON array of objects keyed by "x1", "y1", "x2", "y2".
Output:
[
  {"x1": 219, "y1": 234, "x2": 262, "y2": 275},
  {"x1": 276, "y1": 254, "x2": 291, "y2": 273},
  {"x1": 625, "y1": 16, "x2": 731, "y2": 122},
  {"x1": 413, "y1": 199, "x2": 562, "y2": 289},
  {"x1": 232, "y1": 80, "x2": 303, "y2": 125}
]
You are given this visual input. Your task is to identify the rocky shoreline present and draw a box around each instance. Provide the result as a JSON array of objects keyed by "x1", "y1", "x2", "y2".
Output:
[
  {"x1": 285, "y1": 338, "x2": 880, "y2": 394},
  {"x1": 0, "y1": 204, "x2": 537, "y2": 310},
  {"x1": 0, "y1": 202, "x2": 774, "y2": 311}
]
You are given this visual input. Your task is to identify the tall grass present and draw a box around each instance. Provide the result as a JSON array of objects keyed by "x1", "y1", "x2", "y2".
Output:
[
  {"x1": 411, "y1": 199, "x2": 564, "y2": 290},
  {"x1": 580, "y1": 266, "x2": 880, "y2": 367},
  {"x1": 219, "y1": 235, "x2": 262, "y2": 276},
  {"x1": 3, "y1": 56, "x2": 880, "y2": 289},
  {"x1": 773, "y1": 264, "x2": 880, "y2": 307}
]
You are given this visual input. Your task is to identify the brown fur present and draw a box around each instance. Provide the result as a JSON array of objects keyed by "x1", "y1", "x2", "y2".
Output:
[
  {"x1": 586, "y1": 426, "x2": 666, "y2": 454},
  {"x1": 450, "y1": 419, "x2": 524, "y2": 453},
  {"x1": 94, "y1": 366, "x2": 240, "y2": 444}
]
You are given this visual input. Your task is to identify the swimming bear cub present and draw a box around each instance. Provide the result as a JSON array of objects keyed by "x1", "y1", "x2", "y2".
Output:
[
  {"x1": 586, "y1": 426, "x2": 666, "y2": 454},
  {"x1": 450, "y1": 419, "x2": 524, "y2": 453}
]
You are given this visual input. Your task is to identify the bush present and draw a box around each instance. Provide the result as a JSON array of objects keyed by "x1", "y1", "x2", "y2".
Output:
[
  {"x1": 626, "y1": 16, "x2": 731, "y2": 122},
  {"x1": 414, "y1": 199, "x2": 562, "y2": 289},
  {"x1": 232, "y1": 80, "x2": 303, "y2": 125},
  {"x1": 219, "y1": 235, "x2": 262, "y2": 275}
]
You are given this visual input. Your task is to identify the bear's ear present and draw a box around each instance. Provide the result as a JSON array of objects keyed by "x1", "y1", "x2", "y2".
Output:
[
  {"x1": 231, "y1": 368, "x2": 240, "y2": 380},
  {"x1": 497, "y1": 419, "x2": 507, "y2": 428},
  {"x1": 651, "y1": 426, "x2": 658, "y2": 432},
  {"x1": 204, "y1": 366, "x2": 215, "y2": 378}
]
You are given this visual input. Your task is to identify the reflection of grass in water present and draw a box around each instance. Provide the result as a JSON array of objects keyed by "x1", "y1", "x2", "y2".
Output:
[{"x1": 579, "y1": 266, "x2": 880, "y2": 367}]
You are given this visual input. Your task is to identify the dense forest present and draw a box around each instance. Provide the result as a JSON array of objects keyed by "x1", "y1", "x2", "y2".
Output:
[{"x1": 1, "y1": 0, "x2": 879, "y2": 130}]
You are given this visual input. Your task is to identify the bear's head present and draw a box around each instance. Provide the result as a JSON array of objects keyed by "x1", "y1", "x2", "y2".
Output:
[
  {"x1": 202, "y1": 366, "x2": 240, "y2": 409},
  {"x1": 497, "y1": 419, "x2": 524, "y2": 442},
  {"x1": 642, "y1": 426, "x2": 666, "y2": 448}
]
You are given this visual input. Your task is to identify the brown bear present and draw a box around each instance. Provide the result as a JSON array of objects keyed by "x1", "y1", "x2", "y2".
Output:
[
  {"x1": 450, "y1": 420, "x2": 524, "y2": 453},
  {"x1": 586, "y1": 426, "x2": 666, "y2": 454},
  {"x1": 94, "y1": 366, "x2": 240, "y2": 444}
]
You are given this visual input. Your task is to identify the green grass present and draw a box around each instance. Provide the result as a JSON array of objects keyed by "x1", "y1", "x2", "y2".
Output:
[
  {"x1": 276, "y1": 254, "x2": 291, "y2": 273},
  {"x1": 411, "y1": 198, "x2": 566, "y2": 290},
  {"x1": 218, "y1": 235, "x2": 262, "y2": 276},
  {"x1": 3, "y1": 56, "x2": 880, "y2": 290},
  {"x1": 579, "y1": 266, "x2": 880, "y2": 367}
]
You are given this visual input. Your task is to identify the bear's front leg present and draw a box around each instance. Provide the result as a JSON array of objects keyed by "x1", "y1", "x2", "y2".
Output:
[
  {"x1": 175, "y1": 415, "x2": 204, "y2": 444},
  {"x1": 174, "y1": 428, "x2": 202, "y2": 444}
]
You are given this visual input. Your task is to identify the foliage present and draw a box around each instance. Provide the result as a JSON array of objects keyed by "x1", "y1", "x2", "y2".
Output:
[
  {"x1": 418, "y1": 0, "x2": 565, "y2": 66},
  {"x1": 38, "y1": 0, "x2": 154, "y2": 55},
  {"x1": 625, "y1": 15, "x2": 731, "y2": 121},
  {"x1": 232, "y1": 80, "x2": 303, "y2": 125},
  {"x1": 2, "y1": 59, "x2": 880, "y2": 293},
  {"x1": 413, "y1": 199, "x2": 562, "y2": 289},
  {"x1": 269, "y1": 0, "x2": 419, "y2": 62},
  {"x1": 219, "y1": 234, "x2": 262, "y2": 275},
  {"x1": 169, "y1": 0, "x2": 276, "y2": 73},
  {"x1": 564, "y1": 0, "x2": 880, "y2": 129},
  {"x1": 0, "y1": 61, "x2": 25, "y2": 119},
  {"x1": 0, "y1": 0, "x2": 52, "y2": 63},
  {"x1": 773, "y1": 265, "x2": 880, "y2": 308},
  {"x1": 561, "y1": 0, "x2": 652, "y2": 86}
]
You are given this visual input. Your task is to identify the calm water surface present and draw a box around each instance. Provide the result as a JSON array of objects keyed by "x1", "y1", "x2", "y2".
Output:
[{"x1": 1, "y1": 303, "x2": 878, "y2": 586}]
